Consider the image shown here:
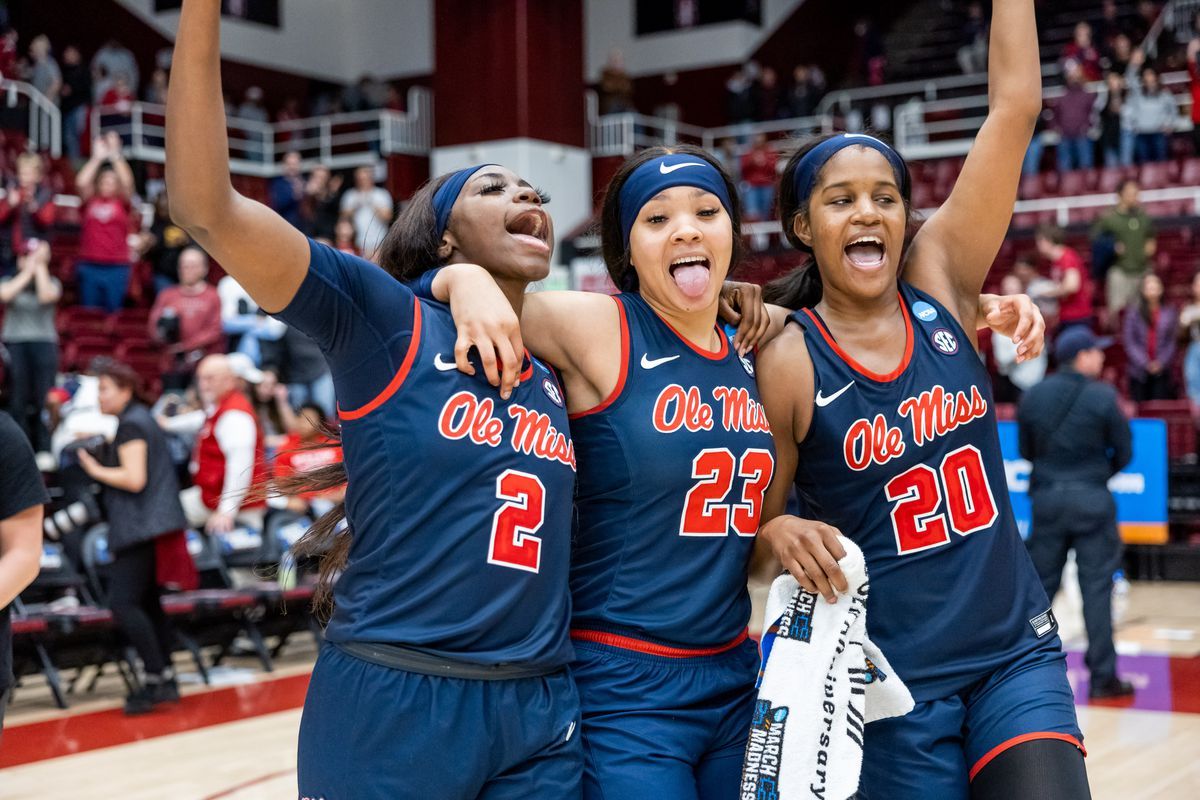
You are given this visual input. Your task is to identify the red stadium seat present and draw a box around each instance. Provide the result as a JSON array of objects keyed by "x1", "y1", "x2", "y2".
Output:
[
  {"x1": 1056, "y1": 169, "x2": 1087, "y2": 197},
  {"x1": 1181, "y1": 158, "x2": 1200, "y2": 185},
  {"x1": 1097, "y1": 166, "x2": 1135, "y2": 194},
  {"x1": 63, "y1": 336, "x2": 114, "y2": 371},
  {"x1": 1138, "y1": 161, "x2": 1174, "y2": 190}
]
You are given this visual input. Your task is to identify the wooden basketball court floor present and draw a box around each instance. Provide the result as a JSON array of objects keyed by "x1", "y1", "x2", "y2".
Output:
[{"x1": 2, "y1": 583, "x2": 1199, "y2": 799}]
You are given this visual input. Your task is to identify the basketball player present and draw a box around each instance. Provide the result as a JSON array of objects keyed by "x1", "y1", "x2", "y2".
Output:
[
  {"x1": 751, "y1": 1, "x2": 1090, "y2": 797},
  {"x1": 167, "y1": 5, "x2": 579, "y2": 798},
  {"x1": 420, "y1": 146, "x2": 1046, "y2": 799}
]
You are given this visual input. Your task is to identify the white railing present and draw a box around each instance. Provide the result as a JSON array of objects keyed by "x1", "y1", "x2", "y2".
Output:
[
  {"x1": 2, "y1": 78, "x2": 61, "y2": 157},
  {"x1": 586, "y1": 91, "x2": 708, "y2": 156},
  {"x1": 894, "y1": 70, "x2": 1196, "y2": 161},
  {"x1": 90, "y1": 86, "x2": 432, "y2": 177},
  {"x1": 736, "y1": 186, "x2": 1200, "y2": 243}
]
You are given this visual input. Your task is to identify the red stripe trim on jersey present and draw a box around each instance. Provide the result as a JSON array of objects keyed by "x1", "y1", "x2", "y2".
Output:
[
  {"x1": 968, "y1": 732, "x2": 1087, "y2": 781},
  {"x1": 337, "y1": 297, "x2": 423, "y2": 421},
  {"x1": 657, "y1": 313, "x2": 730, "y2": 360},
  {"x1": 801, "y1": 292, "x2": 913, "y2": 383},
  {"x1": 570, "y1": 627, "x2": 749, "y2": 658},
  {"x1": 569, "y1": 296, "x2": 630, "y2": 420},
  {"x1": 520, "y1": 350, "x2": 534, "y2": 383}
]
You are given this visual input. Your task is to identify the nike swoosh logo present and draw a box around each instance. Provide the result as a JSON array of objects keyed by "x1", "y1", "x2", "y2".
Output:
[
  {"x1": 433, "y1": 354, "x2": 458, "y2": 372},
  {"x1": 659, "y1": 162, "x2": 706, "y2": 175},
  {"x1": 814, "y1": 381, "x2": 855, "y2": 407},
  {"x1": 641, "y1": 354, "x2": 681, "y2": 369}
]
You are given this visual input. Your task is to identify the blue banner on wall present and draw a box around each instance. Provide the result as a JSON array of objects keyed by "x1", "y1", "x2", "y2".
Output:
[{"x1": 998, "y1": 419, "x2": 1169, "y2": 544}]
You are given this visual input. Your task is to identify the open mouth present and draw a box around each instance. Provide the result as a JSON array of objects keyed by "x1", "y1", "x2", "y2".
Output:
[
  {"x1": 844, "y1": 235, "x2": 886, "y2": 270},
  {"x1": 669, "y1": 255, "x2": 711, "y2": 299},
  {"x1": 506, "y1": 209, "x2": 551, "y2": 252}
]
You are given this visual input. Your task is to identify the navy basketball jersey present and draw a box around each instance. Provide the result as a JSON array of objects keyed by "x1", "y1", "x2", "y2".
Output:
[
  {"x1": 790, "y1": 283, "x2": 1054, "y2": 700},
  {"x1": 278, "y1": 240, "x2": 576, "y2": 670},
  {"x1": 569, "y1": 292, "x2": 776, "y2": 647}
]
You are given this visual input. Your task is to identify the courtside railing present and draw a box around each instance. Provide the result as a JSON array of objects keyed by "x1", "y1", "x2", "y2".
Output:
[
  {"x1": 90, "y1": 86, "x2": 433, "y2": 176},
  {"x1": 2, "y1": 78, "x2": 61, "y2": 158}
]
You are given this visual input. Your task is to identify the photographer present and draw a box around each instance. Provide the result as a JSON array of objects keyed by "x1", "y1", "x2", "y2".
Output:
[
  {"x1": 148, "y1": 246, "x2": 223, "y2": 390},
  {"x1": 77, "y1": 361, "x2": 193, "y2": 715},
  {"x1": 1, "y1": 239, "x2": 60, "y2": 454}
]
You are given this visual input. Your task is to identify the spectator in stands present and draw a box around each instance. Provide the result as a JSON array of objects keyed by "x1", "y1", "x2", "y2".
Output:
[
  {"x1": 270, "y1": 151, "x2": 306, "y2": 230},
  {"x1": 27, "y1": 35, "x2": 61, "y2": 106},
  {"x1": 252, "y1": 367, "x2": 297, "y2": 451},
  {"x1": 598, "y1": 49, "x2": 635, "y2": 115},
  {"x1": 331, "y1": 218, "x2": 358, "y2": 255},
  {"x1": 1129, "y1": 0, "x2": 1161, "y2": 53},
  {"x1": 77, "y1": 360, "x2": 191, "y2": 715},
  {"x1": 305, "y1": 165, "x2": 343, "y2": 241},
  {"x1": 1019, "y1": 327, "x2": 1134, "y2": 701},
  {"x1": 270, "y1": 403, "x2": 344, "y2": 520},
  {"x1": 850, "y1": 17, "x2": 886, "y2": 86},
  {"x1": 0, "y1": 26, "x2": 17, "y2": 80},
  {"x1": 339, "y1": 165, "x2": 393, "y2": 261},
  {"x1": 98, "y1": 74, "x2": 136, "y2": 142},
  {"x1": 1, "y1": 240, "x2": 60, "y2": 455},
  {"x1": 1096, "y1": 71, "x2": 1135, "y2": 167},
  {"x1": 1093, "y1": 0, "x2": 1126, "y2": 58},
  {"x1": 218, "y1": 271, "x2": 283, "y2": 366},
  {"x1": 957, "y1": 1, "x2": 989, "y2": 74},
  {"x1": 1022, "y1": 108, "x2": 1050, "y2": 175},
  {"x1": 1035, "y1": 223, "x2": 1095, "y2": 333},
  {"x1": 739, "y1": 133, "x2": 777, "y2": 222},
  {"x1": 712, "y1": 137, "x2": 741, "y2": 186},
  {"x1": 1093, "y1": 178, "x2": 1157, "y2": 320},
  {"x1": 725, "y1": 66, "x2": 755, "y2": 125},
  {"x1": 1188, "y1": 38, "x2": 1200, "y2": 155},
  {"x1": 1063, "y1": 22, "x2": 1104, "y2": 82},
  {"x1": 1123, "y1": 272, "x2": 1178, "y2": 401},
  {"x1": 1107, "y1": 33, "x2": 1134, "y2": 75},
  {"x1": 236, "y1": 86, "x2": 270, "y2": 162},
  {"x1": 1180, "y1": 269, "x2": 1200, "y2": 410},
  {"x1": 1012, "y1": 253, "x2": 1060, "y2": 320},
  {"x1": 0, "y1": 152, "x2": 56, "y2": 271},
  {"x1": 754, "y1": 66, "x2": 783, "y2": 121},
  {"x1": 59, "y1": 45, "x2": 91, "y2": 162},
  {"x1": 149, "y1": 247, "x2": 224, "y2": 389},
  {"x1": 265, "y1": 324, "x2": 335, "y2": 418},
  {"x1": 1052, "y1": 62, "x2": 1097, "y2": 172},
  {"x1": 75, "y1": 132, "x2": 135, "y2": 313},
  {"x1": 180, "y1": 354, "x2": 269, "y2": 535},
  {"x1": 1125, "y1": 49, "x2": 1178, "y2": 164},
  {"x1": 91, "y1": 38, "x2": 139, "y2": 101},
  {"x1": 143, "y1": 191, "x2": 193, "y2": 294},
  {"x1": 994, "y1": 274, "x2": 1048, "y2": 401},
  {"x1": 144, "y1": 66, "x2": 169, "y2": 105},
  {"x1": 0, "y1": 410, "x2": 47, "y2": 741},
  {"x1": 785, "y1": 64, "x2": 825, "y2": 118}
]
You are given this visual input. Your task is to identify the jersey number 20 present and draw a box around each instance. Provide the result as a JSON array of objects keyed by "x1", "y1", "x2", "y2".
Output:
[
  {"x1": 489, "y1": 470, "x2": 545, "y2": 573},
  {"x1": 681, "y1": 448, "x2": 774, "y2": 537},
  {"x1": 884, "y1": 444, "x2": 998, "y2": 555}
]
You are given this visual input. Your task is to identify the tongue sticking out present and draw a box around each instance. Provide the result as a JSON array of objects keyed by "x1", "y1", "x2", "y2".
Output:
[
  {"x1": 845, "y1": 243, "x2": 885, "y2": 268},
  {"x1": 672, "y1": 264, "x2": 710, "y2": 299}
]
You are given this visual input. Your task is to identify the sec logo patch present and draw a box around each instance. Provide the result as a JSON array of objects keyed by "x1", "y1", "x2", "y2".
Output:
[
  {"x1": 931, "y1": 328, "x2": 958, "y2": 355},
  {"x1": 542, "y1": 378, "x2": 564, "y2": 407}
]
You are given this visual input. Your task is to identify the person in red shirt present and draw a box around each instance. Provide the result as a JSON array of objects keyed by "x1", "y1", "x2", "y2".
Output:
[
  {"x1": 149, "y1": 247, "x2": 224, "y2": 388},
  {"x1": 739, "y1": 133, "x2": 778, "y2": 221},
  {"x1": 1062, "y1": 21, "x2": 1103, "y2": 82},
  {"x1": 1188, "y1": 37, "x2": 1200, "y2": 156},
  {"x1": 75, "y1": 132, "x2": 135, "y2": 312},
  {"x1": 271, "y1": 403, "x2": 344, "y2": 518},
  {"x1": 0, "y1": 153, "x2": 56, "y2": 270},
  {"x1": 1035, "y1": 224, "x2": 1095, "y2": 333}
]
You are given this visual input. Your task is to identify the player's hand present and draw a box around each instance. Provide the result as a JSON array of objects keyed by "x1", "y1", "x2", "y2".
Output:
[
  {"x1": 980, "y1": 293, "x2": 1045, "y2": 363},
  {"x1": 442, "y1": 264, "x2": 524, "y2": 399},
  {"x1": 720, "y1": 280, "x2": 769, "y2": 357},
  {"x1": 760, "y1": 515, "x2": 849, "y2": 603}
]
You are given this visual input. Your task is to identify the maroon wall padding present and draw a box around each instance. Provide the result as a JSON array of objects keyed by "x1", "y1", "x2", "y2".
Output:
[{"x1": 434, "y1": 0, "x2": 584, "y2": 148}]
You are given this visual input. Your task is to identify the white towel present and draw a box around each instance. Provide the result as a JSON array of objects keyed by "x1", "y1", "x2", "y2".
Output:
[{"x1": 739, "y1": 536, "x2": 914, "y2": 800}]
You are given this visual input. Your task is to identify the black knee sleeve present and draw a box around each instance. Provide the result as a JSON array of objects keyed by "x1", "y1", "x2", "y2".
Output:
[{"x1": 971, "y1": 738, "x2": 1091, "y2": 800}]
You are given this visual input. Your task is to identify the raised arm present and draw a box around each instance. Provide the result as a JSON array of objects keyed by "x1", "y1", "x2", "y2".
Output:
[
  {"x1": 107, "y1": 133, "x2": 136, "y2": 199},
  {"x1": 905, "y1": 0, "x2": 1041, "y2": 323},
  {"x1": 166, "y1": 0, "x2": 308, "y2": 313}
]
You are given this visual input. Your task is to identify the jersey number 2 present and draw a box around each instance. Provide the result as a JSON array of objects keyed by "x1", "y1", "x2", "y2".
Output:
[
  {"x1": 489, "y1": 470, "x2": 545, "y2": 573},
  {"x1": 681, "y1": 448, "x2": 774, "y2": 537},
  {"x1": 884, "y1": 444, "x2": 997, "y2": 555}
]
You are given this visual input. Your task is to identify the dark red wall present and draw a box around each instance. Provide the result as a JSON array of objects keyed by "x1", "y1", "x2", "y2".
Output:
[{"x1": 434, "y1": 0, "x2": 584, "y2": 147}]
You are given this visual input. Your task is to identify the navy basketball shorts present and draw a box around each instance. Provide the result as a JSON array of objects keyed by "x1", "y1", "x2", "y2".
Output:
[
  {"x1": 858, "y1": 637, "x2": 1084, "y2": 800},
  {"x1": 569, "y1": 630, "x2": 759, "y2": 800},
  {"x1": 297, "y1": 643, "x2": 582, "y2": 800}
]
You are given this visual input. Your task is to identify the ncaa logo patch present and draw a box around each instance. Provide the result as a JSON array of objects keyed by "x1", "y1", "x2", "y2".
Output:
[
  {"x1": 542, "y1": 378, "x2": 564, "y2": 408},
  {"x1": 912, "y1": 301, "x2": 938, "y2": 323},
  {"x1": 931, "y1": 328, "x2": 958, "y2": 355},
  {"x1": 740, "y1": 354, "x2": 755, "y2": 377}
]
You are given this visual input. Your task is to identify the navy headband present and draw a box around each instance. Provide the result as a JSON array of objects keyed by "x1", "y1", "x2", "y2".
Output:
[
  {"x1": 618, "y1": 154, "x2": 733, "y2": 247},
  {"x1": 791, "y1": 134, "x2": 909, "y2": 205},
  {"x1": 433, "y1": 164, "x2": 491, "y2": 238}
]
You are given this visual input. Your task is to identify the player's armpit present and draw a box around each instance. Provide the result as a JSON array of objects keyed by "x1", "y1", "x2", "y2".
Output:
[{"x1": 522, "y1": 291, "x2": 624, "y2": 414}]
